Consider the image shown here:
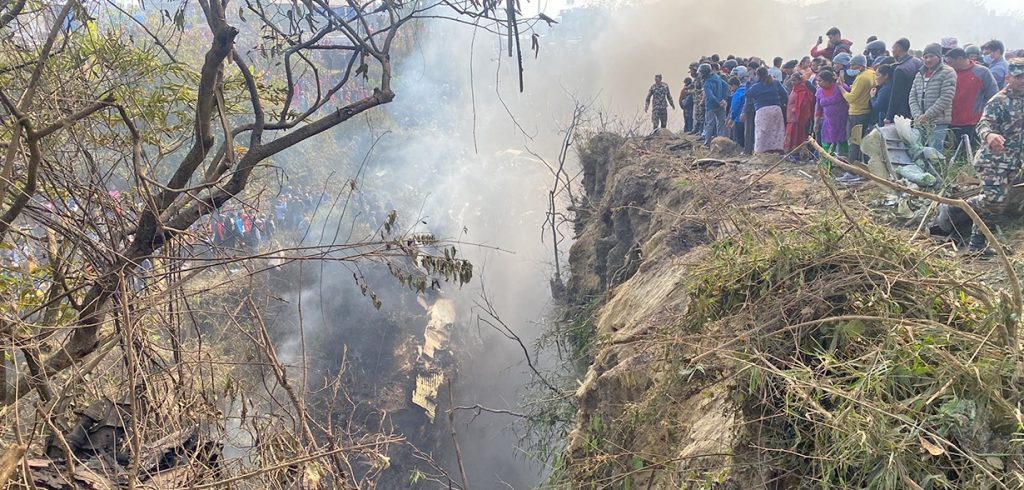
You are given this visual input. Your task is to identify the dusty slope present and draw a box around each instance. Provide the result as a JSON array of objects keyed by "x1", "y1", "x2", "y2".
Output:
[
  {"x1": 564, "y1": 131, "x2": 832, "y2": 488},
  {"x1": 559, "y1": 130, "x2": 1024, "y2": 489}
]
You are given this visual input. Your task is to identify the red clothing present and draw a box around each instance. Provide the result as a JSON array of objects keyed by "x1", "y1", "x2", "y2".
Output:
[
  {"x1": 951, "y1": 62, "x2": 985, "y2": 126},
  {"x1": 786, "y1": 81, "x2": 816, "y2": 151},
  {"x1": 810, "y1": 39, "x2": 852, "y2": 60}
]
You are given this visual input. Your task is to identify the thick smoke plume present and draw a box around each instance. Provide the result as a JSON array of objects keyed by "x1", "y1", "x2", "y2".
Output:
[{"x1": 264, "y1": 0, "x2": 1024, "y2": 487}]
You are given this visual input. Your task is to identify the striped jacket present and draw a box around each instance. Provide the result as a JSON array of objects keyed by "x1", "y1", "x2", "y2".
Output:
[{"x1": 910, "y1": 63, "x2": 957, "y2": 125}]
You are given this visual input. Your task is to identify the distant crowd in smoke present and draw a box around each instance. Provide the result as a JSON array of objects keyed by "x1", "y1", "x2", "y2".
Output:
[{"x1": 206, "y1": 187, "x2": 326, "y2": 252}]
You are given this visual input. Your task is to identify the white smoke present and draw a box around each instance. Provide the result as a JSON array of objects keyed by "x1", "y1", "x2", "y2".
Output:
[{"x1": 264, "y1": 0, "x2": 1024, "y2": 487}]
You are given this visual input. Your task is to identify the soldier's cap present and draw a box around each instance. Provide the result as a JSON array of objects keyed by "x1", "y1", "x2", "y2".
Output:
[{"x1": 1008, "y1": 58, "x2": 1024, "y2": 77}]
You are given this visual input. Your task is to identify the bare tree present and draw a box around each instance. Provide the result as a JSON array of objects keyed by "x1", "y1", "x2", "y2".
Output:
[{"x1": 0, "y1": 0, "x2": 538, "y2": 486}]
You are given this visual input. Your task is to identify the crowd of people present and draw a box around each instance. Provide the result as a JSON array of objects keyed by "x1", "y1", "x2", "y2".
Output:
[
  {"x1": 644, "y1": 28, "x2": 1024, "y2": 254},
  {"x1": 208, "y1": 188, "x2": 325, "y2": 251}
]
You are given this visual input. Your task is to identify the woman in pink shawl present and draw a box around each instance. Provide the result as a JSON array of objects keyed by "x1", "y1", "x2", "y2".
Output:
[{"x1": 814, "y1": 70, "x2": 849, "y2": 163}]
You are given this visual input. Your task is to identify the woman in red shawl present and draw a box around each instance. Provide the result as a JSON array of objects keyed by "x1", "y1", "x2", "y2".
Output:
[{"x1": 785, "y1": 72, "x2": 816, "y2": 158}]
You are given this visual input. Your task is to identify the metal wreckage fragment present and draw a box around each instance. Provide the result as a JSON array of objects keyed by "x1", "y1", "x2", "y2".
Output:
[{"x1": 27, "y1": 395, "x2": 221, "y2": 488}]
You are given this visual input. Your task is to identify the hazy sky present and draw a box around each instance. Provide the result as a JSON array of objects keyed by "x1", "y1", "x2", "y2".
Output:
[
  {"x1": 537, "y1": 0, "x2": 1023, "y2": 15},
  {"x1": 798, "y1": 0, "x2": 1022, "y2": 14}
]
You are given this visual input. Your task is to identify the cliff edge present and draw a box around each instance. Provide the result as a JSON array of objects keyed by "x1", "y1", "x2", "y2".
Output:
[{"x1": 558, "y1": 130, "x2": 1024, "y2": 489}]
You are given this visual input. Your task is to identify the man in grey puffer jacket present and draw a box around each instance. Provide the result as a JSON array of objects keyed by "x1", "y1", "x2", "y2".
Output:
[{"x1": 911, "y1": 43, "x2": 958, "y2": 150}]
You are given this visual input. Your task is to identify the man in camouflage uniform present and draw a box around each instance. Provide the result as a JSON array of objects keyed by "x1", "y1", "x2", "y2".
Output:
[
  {"x1": 693, "y1": 71, "x2": 706, "y2": 136},
  {"x1": 686, "y1": 62, "x2": 705, "y2": 135},
  {"x1": 644, "y1": 74, "x2": 675, "y2": 133},
  {"x1": 967, "y1": 58, "x2": 1024, "y2": 254}
]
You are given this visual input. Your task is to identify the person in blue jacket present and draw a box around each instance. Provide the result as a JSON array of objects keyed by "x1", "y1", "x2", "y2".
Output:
[
  {"x1": 701, "y1": 63, "x2": 730, "y2": 146},
  {"x1": 728, "y1": 76, "x2": 747, "y2": 147},
  {"x1": 870, "y1": 63, "x2": 894, "y2": 127}
]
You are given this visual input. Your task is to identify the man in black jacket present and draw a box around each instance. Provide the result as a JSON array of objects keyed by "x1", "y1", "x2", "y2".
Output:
[{"x1": 885, "y1": 38, "x2": 924, "y2": 125}]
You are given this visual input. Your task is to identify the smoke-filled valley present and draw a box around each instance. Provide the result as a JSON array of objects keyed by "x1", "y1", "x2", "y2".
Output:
[{"x1": 3, "y1": 0, "x2": 1024, "y2": 489}]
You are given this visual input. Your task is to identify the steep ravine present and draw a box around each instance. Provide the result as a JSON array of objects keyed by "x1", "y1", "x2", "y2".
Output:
[
  {"x1": 562, "y1": 131, "x2": 831, "y2": 488},
  {"x1": 557, "y1": 131, "x2": 1024, "y2": 488}
]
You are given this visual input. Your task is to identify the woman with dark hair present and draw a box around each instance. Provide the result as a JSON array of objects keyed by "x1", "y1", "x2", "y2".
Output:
[
  {"x1": 799, "y1": 56, "x2": 814, "y2": 80},
  {"x1": 814, "y1": 69, "x2": 850, "y2": 161},
  {"x1": 871, "y1": 64, "x2": 895, "y2": 127},
  {"x1": 785, "y1": 71, "x2": 817, "y2": 158},
  {"x1": 742, "y1": 66, "x2": 789, "y2": 154}
]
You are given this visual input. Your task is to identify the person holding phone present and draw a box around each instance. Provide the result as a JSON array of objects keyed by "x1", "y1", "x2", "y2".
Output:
[{"x1": 811, "y1": 27, "x2": 853, "y2": 61}]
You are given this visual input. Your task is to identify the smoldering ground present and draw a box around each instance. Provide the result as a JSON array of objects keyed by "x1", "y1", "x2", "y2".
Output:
[
  {"x1": 260, "y1": 14, "x2": 587, "y2": 488},
  {"x1": 257, "y1": 0, "x2": 1024, "y2": 487}
]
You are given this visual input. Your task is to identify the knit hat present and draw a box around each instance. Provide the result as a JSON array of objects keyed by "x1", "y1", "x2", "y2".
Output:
[
  {"x1": 731, "y1": 66, "x2": 749, "y2": 80},
  {"x1": 724, "y1": 59, "x2": 738, "y2": 70},
  {"x1": 922, "y1": 43, "x2": 942, "y2": 58},
  {"x1": 832, "y1": 52, "x2": 852, "y2": 66},
  {"x1": 698, "y1": 63, "x2": 712, "y2": 76},
  {"x1": 850, "y1": 54, "x2": 867, "y2": 68}
]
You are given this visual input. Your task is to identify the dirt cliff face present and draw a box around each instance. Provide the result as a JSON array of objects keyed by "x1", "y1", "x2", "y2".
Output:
[
  {"x1": 558, "y1": 131, "x2": 1024, "y2": 488},
  {"x1": 563, "y1": 130, "x2": 830, "y2": 488}
]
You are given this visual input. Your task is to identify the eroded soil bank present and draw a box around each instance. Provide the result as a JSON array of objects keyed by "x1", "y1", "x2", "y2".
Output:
[{"x1": 557, "y1": 130, "x2": 1024, "y2": 489}]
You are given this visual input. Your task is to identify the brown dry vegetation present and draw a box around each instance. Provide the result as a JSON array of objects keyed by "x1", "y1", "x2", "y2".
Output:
[
  {"x1": 553, "y1": 130, "x2": 1024, "y2": 489},
  {"x1": 0, "y1": 1, "x2": 530, "y2": 488}
]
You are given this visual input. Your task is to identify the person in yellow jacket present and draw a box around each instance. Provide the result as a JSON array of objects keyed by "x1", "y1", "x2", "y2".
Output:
[{"x1": 839, "y1": 54, "x2": 878, "y2": 164}]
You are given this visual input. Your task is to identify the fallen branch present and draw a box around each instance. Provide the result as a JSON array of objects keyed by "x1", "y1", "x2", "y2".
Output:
[
  {"x1": 809, "y1": 138, "x2": 1021, "y2": 353},
  {"x1": 447, "y1": 382, "x2": 471, "y2": 490},
  {"x1": 0, "y1": 444, "x2": 26, "y2": 484},
  {"x1": 189, "y1": 440, "x2": 400, "y2": 489},
  {"x1": 450, "y1": 404, "x2": 527, "y2": 419}
]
